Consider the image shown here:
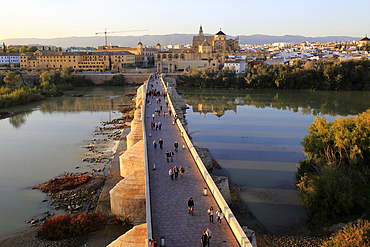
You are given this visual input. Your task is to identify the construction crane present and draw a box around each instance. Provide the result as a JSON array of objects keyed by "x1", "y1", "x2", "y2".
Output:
[{"x1": 95, "y1": 28, "x2": 148, "y2": 47}]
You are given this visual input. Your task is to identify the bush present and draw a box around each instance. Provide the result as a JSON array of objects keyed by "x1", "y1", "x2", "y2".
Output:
[
  {"x1": 297, "y1": 165, "x2": 368, "y2": 220},
  {"x1": 41, "y1": 174, "x2": 92, "y2": 193},
  {"x1": 37, "y1": 211, "x2": 106, "y2": 240},
  {"x1": 322, "y1": 219, "x2": 370, "y2": 246}
]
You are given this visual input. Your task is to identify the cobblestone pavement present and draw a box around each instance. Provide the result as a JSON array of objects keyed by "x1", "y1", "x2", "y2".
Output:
[{"x1": 146, "y1": 78, "x2": 239, "y2": 246}]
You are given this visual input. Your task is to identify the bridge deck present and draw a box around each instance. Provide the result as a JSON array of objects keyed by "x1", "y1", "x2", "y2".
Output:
[{"x1": 146, "y1": 78, "x2": 239, "y2": 246}]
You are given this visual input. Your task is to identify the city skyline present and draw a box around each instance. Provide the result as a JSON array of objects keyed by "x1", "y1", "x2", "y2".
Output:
[{"x1": 1, "y1": 0, "x2": 369, "y2": 41}]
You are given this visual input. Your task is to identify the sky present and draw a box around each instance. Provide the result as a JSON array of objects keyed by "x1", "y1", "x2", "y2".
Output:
[{"x1": 1, "y1": 0, "x2": 369, "y2": 40}]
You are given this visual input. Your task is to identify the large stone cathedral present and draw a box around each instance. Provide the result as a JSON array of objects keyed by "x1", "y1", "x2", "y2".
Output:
[{"x1": 192, "y1": 25, "x2": 240, "y2": 53}]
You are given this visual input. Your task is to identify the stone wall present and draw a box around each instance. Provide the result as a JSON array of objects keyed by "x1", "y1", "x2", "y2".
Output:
[
  {"x1": 107, "y1": 223, "x2": 147, "y2": 247},
  {"x1": 77, "y1": 73, "x2": 151, "y2": 84},
  {"x1": 212, "y1": 175, "x2": 232, "y2": 204},
  {"x1": 109, "y1": 81, "x2": 148, "y2": 245},
  {"x1": 110, "y1": 168, "x2": 146, "y2": 224}
]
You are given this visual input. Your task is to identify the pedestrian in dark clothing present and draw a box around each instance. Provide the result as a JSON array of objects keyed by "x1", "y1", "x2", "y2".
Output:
[
  {"x1": 158, "y1": 121, "x2": 162, "y2": 130},
  {"x1": 155, "y1": 123, "x2": 158, "y2": 131},
  {"x1": 174, "y1": 141, "x2": 178, "y2": 152},
  {"x1": 160, "y1": 105, "x2": 163, "y2": 111},
  {"x1": 169, "y1": 150, "x2": 174, "y2": 162},
  {"x1": 173, "y1": 166, "x2": 179, "y2": 179},
  {"x1": 166, "y1": 151, "x2": 170, "y2": 163},
  {"x1": 188, "y1": 198, "x2": 194, "y2": 215},
  {"x1": 180, "y1": 165, "x2": 185, "y2": 179},
  {"x1": 169, "y1": 109, "x2": 172, "y2": 116},
  {"x1": 201, "y1": 231, "x2": 208, "y2": 247},
  {"x1": 159, "y1": 139, "x2": 163, "y2": 149}
]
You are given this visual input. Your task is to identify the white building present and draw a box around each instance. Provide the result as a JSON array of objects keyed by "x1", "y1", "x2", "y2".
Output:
[
  {"x1": 223, "y1": 60, "x2": 247, "y2": 74},
  {"x1": 0, "y1": 53, "x2": 20, "y2": 66}
]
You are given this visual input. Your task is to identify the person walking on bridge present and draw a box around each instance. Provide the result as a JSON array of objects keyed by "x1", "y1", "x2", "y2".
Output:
[
  {"x1": 188, "y1": 197, "x2": 194, "y2": 215},
  {"x1": 153, "y1": 140, "x2": 157, "y2": 149},
  {"x1": 206, "y1": 228, "x2": 213, "y2": 246},
  {"x1": 201, "y1": 231, "x2": 208, "y2": 247},
  {"x1": 174, "y1": 141, "x2": 178, "y2": 152},
  {"x1": 166, "y1": 151, "x2": 170, "y2": 163},
  {"x1": 179, "y1": 165, "x2": 185, "y2": 179},
  {"x1": 207, "y1": 206, "x2": 214, "y2": 223},
  {"x1": 158, "y1": 139, "x2": 163, "y2": 149},
  {"x1": 173, "y1": 166, "x2": 179, "y2": 179},
  {"x1": 216, "y1": 209, "x2": 224, "y2": 225},
  {"x1": 169, "y1": 167, "x2": 174, "y2": 180}
]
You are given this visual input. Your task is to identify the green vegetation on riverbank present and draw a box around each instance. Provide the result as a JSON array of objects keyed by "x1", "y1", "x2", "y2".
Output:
[
  {"x1": 296, "y1": 110, "x2": 370, "y2": 222},
  {"x1": 0, "y1": 67, "x2": 126, "y2": 108},
  {"x1": 178, "y1": 59, "x2": 370, "y2": 90}
]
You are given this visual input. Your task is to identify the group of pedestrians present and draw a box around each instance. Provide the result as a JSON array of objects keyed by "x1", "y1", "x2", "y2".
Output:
[
  {"x1": 165, "y1": 150, "x2": 174, "y2": 162},
  {"x1": 150, "y1": 121, "x2": 162, "y2": 131},
  {"x1": 168, "y1": 165, "x2": 185, "y2": 180},
  {"x1": 201, "y1": 228, "x2": 213, "y2": 247},
  {"x1": 207, "y1": 206, "x2": 224, "y2": 225},
  {"x1": 187, "y1": 198, "x2": 223, "y2": 246}
]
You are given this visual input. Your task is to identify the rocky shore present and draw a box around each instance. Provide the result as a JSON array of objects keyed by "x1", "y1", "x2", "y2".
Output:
[{"x1": 0, "y1": 104, "x2": 135, "y2": 246}]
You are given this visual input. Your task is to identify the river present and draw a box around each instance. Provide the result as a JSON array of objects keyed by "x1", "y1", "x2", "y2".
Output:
[
  {"x1": 0, "y1": 86, "x2": 135, "y2": 238},
  {"x1": 2, "y1": 87, "x2": 370, "y2": 237},
  {"x1": 179, "y1": 88, "x2": 370, "y2": 233}
]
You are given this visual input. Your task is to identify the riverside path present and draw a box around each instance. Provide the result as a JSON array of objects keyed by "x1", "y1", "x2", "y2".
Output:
[{"x1": 145, "y1": 77, "x2": 240, "y2": 246}]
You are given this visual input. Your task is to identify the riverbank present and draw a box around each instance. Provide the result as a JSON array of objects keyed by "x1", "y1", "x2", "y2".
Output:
[{"x1": 0, "y1": 96, "x2": 136, "y2": 246}]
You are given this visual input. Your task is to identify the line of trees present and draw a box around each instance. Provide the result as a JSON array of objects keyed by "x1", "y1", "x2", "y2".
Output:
[
  {"x1": 0, "y1": 67, "x2": 94, "y2": 108},
  {"x1": 177, "y1": 58, "x2": 370, "y2": 91},
  {"x1": 2, "y1": 43, "x2": 62, "y2": 53}
]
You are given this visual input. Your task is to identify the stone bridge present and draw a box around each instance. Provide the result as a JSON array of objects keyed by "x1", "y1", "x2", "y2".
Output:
[{"x1": 107, "y1": 74, "x2": 255, "y2": 247}]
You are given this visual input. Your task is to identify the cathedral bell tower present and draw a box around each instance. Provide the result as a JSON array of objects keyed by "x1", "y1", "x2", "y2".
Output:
[{"x1": 199, "y1": 25, "x2": 204, "y2": 36}]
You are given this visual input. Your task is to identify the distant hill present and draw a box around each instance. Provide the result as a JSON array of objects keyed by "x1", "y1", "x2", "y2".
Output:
[{"x1": 1, "y1": 34, "x2": 362, "y2": 48}]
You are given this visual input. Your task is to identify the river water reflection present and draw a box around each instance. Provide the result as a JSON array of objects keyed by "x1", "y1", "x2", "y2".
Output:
[
  {"x1": 0, "y1": 87, "x2": 135, "y2": 237},
  {"x1": 180, "y1": 88, "x2": 370, "y2": 233}
]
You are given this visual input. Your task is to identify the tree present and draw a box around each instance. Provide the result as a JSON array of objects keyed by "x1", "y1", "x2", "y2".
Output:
[
  {"x1": 304, "y1": 61, "x2": 315, "y2": 70},
  {"x1": 19, "y1": 45, "x2": 29, "y2": 53},
  {"x1": 4, "y1": 71, "x2": 21, "y2": 89},
  {"x1": 62, "y1": 66, "x2": 74, "y2": 77},
  {"x1": 296, "y1": 111, "x2": 370, "y2": 220},
  {"x1": 28, "y1": 46, "x2": 38, "y2": 52},
  {"x1": 40, "y1": 72, "x2": 51, "y2": 86}
]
